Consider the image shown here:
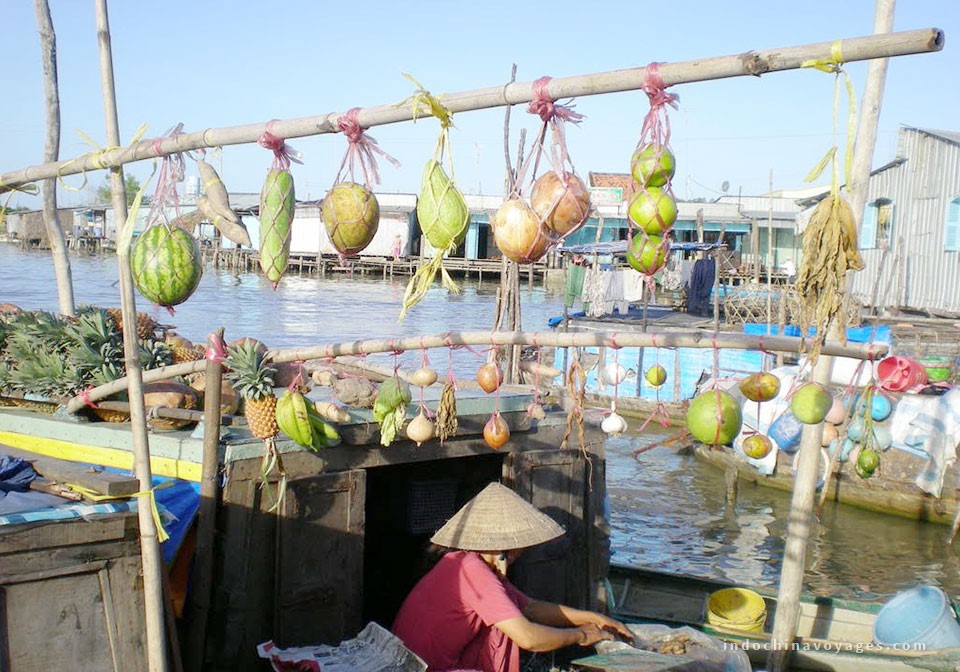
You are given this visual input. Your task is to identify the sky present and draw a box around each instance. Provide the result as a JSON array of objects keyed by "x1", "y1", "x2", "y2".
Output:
[{"x1": 1, "y1": 1, "x2": 957, "y2": 210}]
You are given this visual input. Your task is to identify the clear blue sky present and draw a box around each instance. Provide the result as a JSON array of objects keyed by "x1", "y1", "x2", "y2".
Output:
[{"x1": 2, "y1": 1, "x2": 957, "y2": 209}]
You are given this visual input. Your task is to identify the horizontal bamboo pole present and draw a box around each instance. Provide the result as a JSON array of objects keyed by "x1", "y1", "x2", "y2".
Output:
[
  {"x1": 0, "y1": 28, "x2": 943, "y2": 192},
  {"x1": 92, "y1": 400, "x2": 241, "y2": 426},
  {"x1": 64, "y1": 328, "x2": 886, "y2": 413}
]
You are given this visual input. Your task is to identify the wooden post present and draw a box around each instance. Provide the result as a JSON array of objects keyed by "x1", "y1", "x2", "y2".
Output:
[
  {"x1": 184, "y1": 329, "x2": 225, "y2": 672},
  {"x1": 94, "y1": 1, "x2": 168, "y2": 670},
  {"x1": 767, "y1": 3, "x2": 895, "y2": 670}
]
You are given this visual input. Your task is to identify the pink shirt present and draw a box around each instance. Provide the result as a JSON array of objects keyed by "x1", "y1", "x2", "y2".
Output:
[{"x1": 392, "y1": 551, "x2": 530, "y2": 672}]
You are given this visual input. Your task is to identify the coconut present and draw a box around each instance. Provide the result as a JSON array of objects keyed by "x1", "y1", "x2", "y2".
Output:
[
  {"x1": 626, "y1": 234, "x2": 669, "y2": 275},
  {"x1": 686, "y1": 389, "x2": 742, "y2": 445},
  {"x1": 143, "y1": 381, "x2": 198, "y2": 431},
  {"x1": 492, "y1": 197, "x2": 554, "y2": 264},
  {"x1": 631, "y1": 144, "x2": 676, "y2": 188},
  {"x1": 530, "y1": 171, "x2": 590, "y2": 237},
  {"x1": 628, "y1": 187, "x2": 678, "y2": 235}
]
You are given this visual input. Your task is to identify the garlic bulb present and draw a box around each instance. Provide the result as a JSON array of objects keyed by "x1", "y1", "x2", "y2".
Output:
[
  {"x1": 601, "y1": 412, "x2": 628, "y2": 436},
  {"x1": 600, "y1": 362, "x2": 628, "y2": 386}
]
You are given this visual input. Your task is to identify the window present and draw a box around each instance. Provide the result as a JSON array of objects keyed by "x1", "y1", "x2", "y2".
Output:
[
  {"x1": 861, "y1": 198, "x2": 894, "y2": 249},
  {"x1": 946, "y1": 197, "x2": 960, "y2": 252}
]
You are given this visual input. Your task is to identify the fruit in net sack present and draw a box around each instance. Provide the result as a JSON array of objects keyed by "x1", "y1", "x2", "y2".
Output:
[
  {"x1": 530, "y1": 171, "x2": 591, "y2": 237},
  {"x1": 323, "y1": 182, "x2": 380, "y2": 255},
  {"x1": 628, "y1": 187, "x2": 678, "y2": 235},
  {"x1": 790, "y1": 383, "x2": 833, "y2": 424},
  {"x1": 631, "y1": 144, "x2": 676, "y2": 188},
  {"x1": 131, "y1": 224, "x2": 203, "y2": 308},
  {"x1": 686, "y1": 389, "x2": 742, "y2": 445},
  {"x1": 493, "y1": 197, "x2": 554, "y2": 264},
  {"x1": 645, "y1": 364, "x2": 667, "y2": 387},
  {"x1": 627, "y1": 234, "x2": 669, "y2": 275},
  {"x1": 259, "y1": 168, "x2": 296, "y2": 284},
  {"x1": 739, "y1": 372, "x2": 781, "y2": 402},
  {"x1": 742, "y1": 434, "x2": 773, "y2": 459}
]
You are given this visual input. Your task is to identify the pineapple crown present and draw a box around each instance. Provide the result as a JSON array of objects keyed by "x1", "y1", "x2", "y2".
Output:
[{"x1": 224, "y1": 340, "x2": 276, "y2": 401}]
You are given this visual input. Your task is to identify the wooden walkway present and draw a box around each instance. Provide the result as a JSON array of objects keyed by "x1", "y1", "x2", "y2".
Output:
[{"x1": 203, "y1": 247, "x2": 553, "y2": 284}]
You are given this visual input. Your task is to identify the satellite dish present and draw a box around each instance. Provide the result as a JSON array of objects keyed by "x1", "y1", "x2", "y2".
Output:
[{"x1": 721, "y1": 181, "x2": 730, "y2": 193}]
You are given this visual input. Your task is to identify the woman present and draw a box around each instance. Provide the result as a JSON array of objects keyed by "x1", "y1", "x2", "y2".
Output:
[{"x1": 392, "y1": 482, "x2": 632, "y2": 672}]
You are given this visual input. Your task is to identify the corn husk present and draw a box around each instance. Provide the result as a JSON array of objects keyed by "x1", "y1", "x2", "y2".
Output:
[{"x1": 796, "y1": 193, "x2": 863, "y2": 359}]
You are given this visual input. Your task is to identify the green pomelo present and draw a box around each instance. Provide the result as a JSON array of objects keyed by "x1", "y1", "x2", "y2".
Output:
[
  {"x1": 790, "y1": 383, "x2": 833, "y2": 424},
  {"x1": 626, "y1": 235, "x2": 669, "y2": 275},
  {"x1": 686, "y1": 389, "x2": 742, "y2": 445},
  {"x1": 631, "y1": 144, "x2": 676, "y2": 188},
  {"x1": 323, "y1": 182, "x2": 380, "y2": 255},
  {"x1": 131, "y1": 225, "x2": 203, "y2": 307},
  {"x1": 628, "y1": 187, "x2": 677, "y2": 235}
]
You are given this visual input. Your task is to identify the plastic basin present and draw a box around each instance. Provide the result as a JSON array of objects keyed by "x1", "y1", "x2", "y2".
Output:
[{"x1": 874, "y1": 585, "x2": 960, "y2": 649}]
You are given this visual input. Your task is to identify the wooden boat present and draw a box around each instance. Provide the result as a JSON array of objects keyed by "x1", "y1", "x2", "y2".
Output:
[{"x1": 605, "y1": 563, "x2": 960, "y2": 672}]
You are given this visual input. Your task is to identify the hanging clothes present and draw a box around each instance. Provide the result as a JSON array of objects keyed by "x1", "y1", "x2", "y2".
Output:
[
  {"x1": 686, "y1": 257, "x2": 716, "y2": 316},
  {"x1": 564, "y1": 264, "x2": 586, "y2": 308},
  {"x1": 622, "y1": 269, "x2": 645, "y2": 304}
]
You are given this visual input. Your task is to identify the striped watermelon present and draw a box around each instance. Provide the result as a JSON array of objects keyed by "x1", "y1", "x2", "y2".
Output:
[{"x1": 131, "y1": 224, "x2": 203, "y2": 308}]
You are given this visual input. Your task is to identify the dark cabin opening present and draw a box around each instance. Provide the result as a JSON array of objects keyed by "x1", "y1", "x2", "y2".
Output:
[{"x1": 362, "y1": 453, "x2": 504, "y2": 630}]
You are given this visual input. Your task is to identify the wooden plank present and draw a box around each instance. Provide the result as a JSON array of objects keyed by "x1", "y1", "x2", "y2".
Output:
[
  {"x1": 0, "y1": 513, "x2": 136, "y2": 555},
  {"x1": 573, "y1": 648, "x2": 697, "y2": 671},
  {"x1": 0, "y1": 445, "x2": 139, "y2": 496},
  {"x1": 0, "y1": 540, "x2": 140, "y2": 578}
]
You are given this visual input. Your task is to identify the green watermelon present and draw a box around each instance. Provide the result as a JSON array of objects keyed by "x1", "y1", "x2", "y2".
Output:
[{"x1": 131, "y1": 224, "x2": 203, "y2": 308}]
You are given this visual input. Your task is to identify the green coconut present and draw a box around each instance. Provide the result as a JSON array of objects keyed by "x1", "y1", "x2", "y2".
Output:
[
  {"x1": 686, "y1": 389, "x2": 742, "y2": 445},
  {"x1": 627, "y1": 234, "x2": 669, "y2": 275},
  {"x1": 323, "y1": 182, "x2": 380, "y2": 255}
]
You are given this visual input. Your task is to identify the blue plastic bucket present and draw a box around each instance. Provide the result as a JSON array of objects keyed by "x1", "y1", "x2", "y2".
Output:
[{"x1": 874, "y1": 586, "x2": 960, "y2": 649}]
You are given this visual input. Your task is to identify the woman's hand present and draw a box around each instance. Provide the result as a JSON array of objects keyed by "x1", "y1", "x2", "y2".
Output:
[
  {"x1": 586, "y1": 613, "x2": 633, "y2": 641},
  {"x1": 575, "y1": 623, "x2": 615, "y2": 646}
]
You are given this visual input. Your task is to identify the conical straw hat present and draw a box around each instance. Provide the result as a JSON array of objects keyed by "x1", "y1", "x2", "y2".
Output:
[{"x1": 430, "y1": 482, "x2": 565, "y2": 551}]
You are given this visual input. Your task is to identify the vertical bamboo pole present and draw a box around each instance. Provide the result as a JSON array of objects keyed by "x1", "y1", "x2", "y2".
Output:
[
  {"x1": 93, "y1": 2, "x2": 169, "y2": 670},
  {"x1": 185, "y1": 329, "x2": 225, "y2": 672},
  {"x1": 767, "y1": 2, "x2": 895, "y2": 669}
]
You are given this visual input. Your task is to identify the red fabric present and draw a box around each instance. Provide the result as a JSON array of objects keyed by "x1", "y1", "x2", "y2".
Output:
[{"x1": 392, "y1": 551, "x2": 529, "y2": 672}]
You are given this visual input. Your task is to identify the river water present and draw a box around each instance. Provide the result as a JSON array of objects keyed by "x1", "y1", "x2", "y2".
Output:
[{"x1": 3, "y1": 244, "x2": 960, "y2": 603}]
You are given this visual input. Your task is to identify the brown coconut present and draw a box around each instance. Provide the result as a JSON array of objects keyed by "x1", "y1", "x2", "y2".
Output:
[
  {"x1": 186, "y1": 373, "x2": 240, "y2": 416},
  {"x1": 143, "y1": 381, "x2": 199, "y2": 431},
  {"x1": 531, "y1": 171, "x2": 590, "y2": 237},
  {"x1": 492, "y1": 197, "x2": 554, "y2": 264}
]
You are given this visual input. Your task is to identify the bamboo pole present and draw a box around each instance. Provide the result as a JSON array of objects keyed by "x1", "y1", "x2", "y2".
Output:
[
  {"x1": 33, "y1": 0, "x2": 75, "y2": 317},
  {"x1": 65, "y1": 328, "x2": 887, "y2": 413},
  {"x1": 93, "y1": 2, "x2": 168, "y2": 670},
  {"x1": 0, "y1": 28, "x2": 943, "y2": 192},
  {"x1": 184, "y1": 330, "x2": 224, "y2": 672},
  {"x1": 767, "y1": 3, "x2": 896, "y2": 670}
]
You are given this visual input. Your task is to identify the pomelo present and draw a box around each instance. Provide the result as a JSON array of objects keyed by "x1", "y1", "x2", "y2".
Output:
[
  {"x1": 742, "y1": 434, "x2": 773, "y2": 459},
  {"x1": 631, "y1": 144, "x2": 676, "y2": 188},
  {"x1": 627, "y1": 187, "x2": 677, "y2": 235},
  {"x1": 686, "y1": 389, "x2": 742, "y2": 446},
  {"x1": 739, "y1": 372, "x2": 781, "y2": 402},
  {"x1": 627, "y1": 234, "x2": 669, "y2": 275},
  {"x1": 790, "y1": 383, "x2": 833, "y2": 424}
]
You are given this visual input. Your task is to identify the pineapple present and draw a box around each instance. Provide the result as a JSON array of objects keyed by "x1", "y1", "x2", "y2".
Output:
[
  {"x1": 224, "y1": 339, "x2": 279, "y2": 439},
  {"x1": 165, "y1": 332, "x2": 204, "y2": 364},
  {"x1": 106, "y1": 307, "x2": 162, "y2": 341}
]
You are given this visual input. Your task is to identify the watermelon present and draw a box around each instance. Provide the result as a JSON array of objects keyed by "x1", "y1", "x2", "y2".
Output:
[{"x1": 131, "y1": 224, "x2": 203, "y2": 307}]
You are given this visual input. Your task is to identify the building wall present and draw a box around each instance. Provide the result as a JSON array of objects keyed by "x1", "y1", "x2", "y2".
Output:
[{"x1": 850, "y1": 128, "x2": 960, "y2": 315}]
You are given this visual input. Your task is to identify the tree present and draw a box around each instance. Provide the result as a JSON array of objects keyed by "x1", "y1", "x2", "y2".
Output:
[{"x1": 96, "y1": 174, "x2": 149, "y2": 207}]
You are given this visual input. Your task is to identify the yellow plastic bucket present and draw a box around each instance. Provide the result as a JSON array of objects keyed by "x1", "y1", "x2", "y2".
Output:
[{"x1": 706, "y1": 588, "x2": 767, "y2": 633}]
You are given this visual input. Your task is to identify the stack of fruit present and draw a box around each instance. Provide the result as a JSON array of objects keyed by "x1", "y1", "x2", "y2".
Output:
[{"x1": 627, "y1": 143, "x2": 677, "y2": 277}]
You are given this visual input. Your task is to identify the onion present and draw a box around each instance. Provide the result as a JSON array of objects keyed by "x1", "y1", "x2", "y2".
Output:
[
  {"x1": 476, "y1": 362, "x2": 503, "y2": 394},
  {"x1": 531, "y1": 171, "x2": 590, "y2": 237},
  {"x1": 410, "y1": 367, "x2": 439, "y2": 388},
  {"x1": 406, "y1": 411, "x2": 434, "y2": 447},
  {"x1": 601, "y1": 411, "x2": 628, "y2": 436},
  {"x1": 492, "y1": 197, "x2": 554, "y2": 264},
  {"x1": 483, "y1": 412, "x2": 510, "y2": 450}
]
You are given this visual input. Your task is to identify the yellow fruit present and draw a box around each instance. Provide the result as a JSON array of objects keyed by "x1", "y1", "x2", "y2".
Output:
[
  {"x1": 739, "y1": 372, "x2": 781, "y2": 402},
  {"x1": 742, "y1": 434, "x2": 773, "y2": 459},
  {"x1": 645, "y1": 364, "x2": 667, "y2": 387},
  {"x1": 790, "y1": 383, "x2": 833, "y2": 424}
]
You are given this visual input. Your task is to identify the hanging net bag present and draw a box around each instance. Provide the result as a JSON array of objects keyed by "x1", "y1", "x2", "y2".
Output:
[
  {"x1": 257, "y1": 124, "x2": 302, "y2": 288},
  {"x1": 399, "y1": 75, "x2": 471, "y2": 321}
]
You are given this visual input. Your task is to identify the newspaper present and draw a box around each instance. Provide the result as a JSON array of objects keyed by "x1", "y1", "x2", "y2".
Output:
[{"x1": 257, "y1": 621, "x2": 427, "y2": 672}]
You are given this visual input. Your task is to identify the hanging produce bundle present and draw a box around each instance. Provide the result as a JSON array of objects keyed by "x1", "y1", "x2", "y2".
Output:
[
  {"x1": 373, "y1": 375, "x2": 412, "y2": 447},
  {"x1": 796, "y1": 49, "x2": 864, "y2": 360},
  {"x1": 195, "y1": 158, "x2": 251, "y2": 247},
  {"x1": 256, "y1": 129, "x2": 302, "y2": 288},
  {"x1": 323, "y1": 108, "x2": 399, "y2": 257},
  {"x1": 627, "y1": 64, "x2": 679, "y2": 283},
  {"x1": 399, "y1": 76, "x2": 471, "y2": 321},
  {"x1": 493, "y1": 77, "x2": 591, "y2": 265},
  {"x1": 130, "y1": 127, "x2": 203, "y2": 312}
]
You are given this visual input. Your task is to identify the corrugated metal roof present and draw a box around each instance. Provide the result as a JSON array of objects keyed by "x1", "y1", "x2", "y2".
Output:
[{"x1": 908, "y1": 126, "x2": 960, "y2": 146}]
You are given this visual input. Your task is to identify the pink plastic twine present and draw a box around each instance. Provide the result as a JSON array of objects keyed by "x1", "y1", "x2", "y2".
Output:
[
  {"x1": 335, "y1": 108, "x2": 400, "y2": 189},
  {"x1": 638, "y1": 63, "x2": 679, "y2": 152},
  {"x1": 146, "y1": 123, "x2": 187, "y2": 228},
  {"x1": 205, "y1": 332, "x2": 227, "y2": 363},
  {"x1": 79, "y1": 387, "x2": 99, "y2": 410},
  {"x1": 519, "y1": 76, "x2": 585, "y2": 186},
  {"x1": 257, "y1": 122, "x2": 303, "y2": 171}
]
